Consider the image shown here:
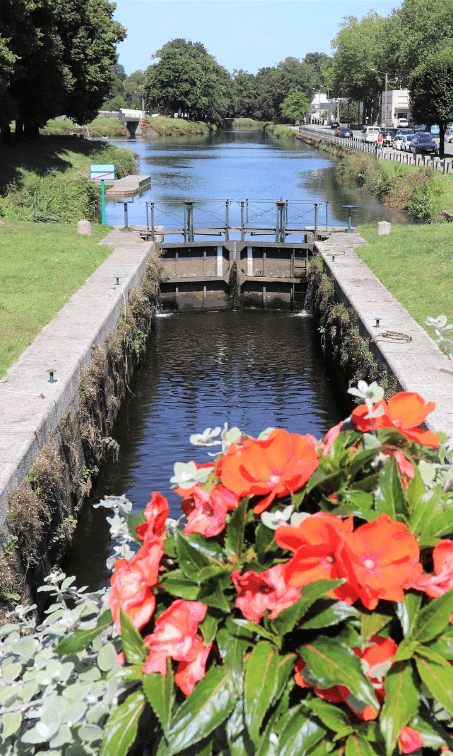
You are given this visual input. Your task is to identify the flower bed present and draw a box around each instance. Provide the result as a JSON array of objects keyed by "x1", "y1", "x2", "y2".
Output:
[{"x1": 2, "y1": 381, "x2": 453, "y2": 755}]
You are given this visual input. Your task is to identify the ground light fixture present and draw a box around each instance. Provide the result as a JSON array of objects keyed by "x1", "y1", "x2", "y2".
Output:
[
  {"x1": 374, "y1": 318, "x2": 381, "y2": 327},
  {"x1": 48, "y1": 370, "x2": 57, "y2": 383}
]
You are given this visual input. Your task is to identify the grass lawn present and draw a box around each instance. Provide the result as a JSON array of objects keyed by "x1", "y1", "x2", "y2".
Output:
[
  {"x1": 0, "y1": 221, "x2": 113, "y2": 377},
  {"x1": 355, "y1": 223, "x2": 453, "y2": 329}
]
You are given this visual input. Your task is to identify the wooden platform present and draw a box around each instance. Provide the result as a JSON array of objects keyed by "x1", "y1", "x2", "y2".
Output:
[{"x1": 103, "y1": 175, "x2": 151, "y2": 197}]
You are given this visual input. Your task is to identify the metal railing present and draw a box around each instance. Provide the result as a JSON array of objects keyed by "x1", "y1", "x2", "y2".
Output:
[{"x1": 143, "y1": 199, "x2": 329, "y2": 242}]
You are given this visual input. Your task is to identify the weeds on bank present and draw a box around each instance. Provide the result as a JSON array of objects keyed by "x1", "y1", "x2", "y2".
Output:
[
  {"x1": 41, "y1": 117, "x2": 128, "y2": 138},
  {"x1": 144, "y1": 117, "x2": 216, "y2": 136}
]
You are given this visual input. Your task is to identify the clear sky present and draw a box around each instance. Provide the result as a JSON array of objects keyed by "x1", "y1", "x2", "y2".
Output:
[{"x1": 114, "y1": 0, "x2": 395, "y2": 76}]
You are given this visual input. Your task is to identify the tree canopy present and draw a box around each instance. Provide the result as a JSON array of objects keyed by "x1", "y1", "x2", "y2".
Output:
[
  {"x1": 410, "y1": 45, "x2": 453, "y2": 155},
  {"x1": 144, "y1": 39, "x2": 232, "y2": 124},
  {"x1": 280, "y1": 89, "x2": 310, "y2": 122},
  {"x1": 0, "y1": 0, "x2": 126, "y2": 140}
]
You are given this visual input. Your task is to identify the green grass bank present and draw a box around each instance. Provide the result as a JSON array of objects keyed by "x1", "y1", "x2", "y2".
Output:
[
  {"x1": 320, "y1": 142, "x2": 453, "y2": 223},
  {"x1": 41, "y1": 117, "x2": 128, "y2": 138},
  {"x1": 231, "y1": 118, "x2": 263, "y2": 129},
  {"x1": 143, "y1": 117, "x2": 216, "y2": 137},
  {"x1": 0, "y1": 221, "x2": 113, "y2": 377},
  {"x1": 265, "y1": 123, "x2": 297, "y2": 139},
  {"x1": 355, "y1": 223, "x2": 453, "y2": 329},
  {"x1": 0, "y1": 136, "x2": 134, "y2": 223}
]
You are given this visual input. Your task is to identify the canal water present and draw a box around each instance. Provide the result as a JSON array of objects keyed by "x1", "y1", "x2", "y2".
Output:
[{"x1": 64, "y1": 129, "x2": 403, "y2": 588}]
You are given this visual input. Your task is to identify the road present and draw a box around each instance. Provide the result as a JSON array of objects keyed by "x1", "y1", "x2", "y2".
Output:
[{"x1": 300, "y1": 123, "x2": 453, "y2": 156}]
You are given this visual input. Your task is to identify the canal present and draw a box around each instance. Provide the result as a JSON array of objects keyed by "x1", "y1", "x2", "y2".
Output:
[{"x1": 64, "y1": 128, "x2": 403, "y2": 588}]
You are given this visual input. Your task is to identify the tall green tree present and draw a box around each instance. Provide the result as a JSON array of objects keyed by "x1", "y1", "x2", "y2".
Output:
[
  {"x1": 410, "y1": 46, "x2": 453, "y2": 155},
  {"x1": 255, "y1": 57, "x2": 314, "y2": 121},
  {"x1": 280, "y1": 89, "x2": 310, "y2": 122},
  {"x1": 144, "y1": 39, "x2": 232, "y2": 124}
]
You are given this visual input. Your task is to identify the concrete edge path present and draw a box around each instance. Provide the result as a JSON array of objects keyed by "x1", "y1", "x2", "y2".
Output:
[
  {"x1": 316, "y1": 231, "x2": 453, "y2": 439},
  {"x1": 0, "y1": 229, "x2": 154, "y2": 526}
]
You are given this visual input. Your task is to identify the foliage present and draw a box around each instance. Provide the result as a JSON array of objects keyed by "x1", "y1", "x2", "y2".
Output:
[
  {"x1": 103, "y1": 68, "x2": 146, "y2": 112},
  {"x1": 0, "y1": 0, "x2": 126, "y2": 139},
  {"x1": 4, "y1": 383, "x2": 453, "y2": 754},
  {"x1": 143, "y1": 118, "x2": 214, "y2": 137},
  {"x1": 280, "y1": 89, "x2": 310, "y2": 123},
  {"x1": 144, "y1": 39, "x2": 232, "y2": 126},
  {"x1": 410, "y1": 46, "x2": 453, "y2": 155},
  {"x1": 254, "y1": 58, "x2": 315, "y2": 121}
]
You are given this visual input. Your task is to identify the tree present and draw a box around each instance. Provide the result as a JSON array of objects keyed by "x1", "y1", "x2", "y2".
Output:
[
  {"x1": 144, "y1": 39, "x2": 232, "y2": 125},
  {"x1": 410, "y1": 46, "x2": 453, "y2": 155},
  {"x1": 255, "y1": 58, "x2": 315, "y2": 121},
  {"x1": 280, "y1": 89, "x2": 310, "y2": 122},
  {"x1": 232, "y1": 69, "x2": 259, "y2": 118}
]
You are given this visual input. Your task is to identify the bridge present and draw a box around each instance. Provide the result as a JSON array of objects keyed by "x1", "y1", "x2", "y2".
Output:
[{"x1": 120, "y1": 109, "x2": 146, "y2": 136}]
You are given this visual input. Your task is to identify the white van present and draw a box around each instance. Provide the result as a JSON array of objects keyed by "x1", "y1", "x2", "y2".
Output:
[{"x1": 362, "y1": 126, "x2": 380, "y2": 142}]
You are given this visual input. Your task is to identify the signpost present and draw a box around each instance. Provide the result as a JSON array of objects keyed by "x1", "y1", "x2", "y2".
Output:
[{"x1": 90, "y1": 164, "x2": 115, "y2": 225}]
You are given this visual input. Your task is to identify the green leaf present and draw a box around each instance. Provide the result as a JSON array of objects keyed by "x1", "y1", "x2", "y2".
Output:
[
  {"x1": 270, "y1": 580, "x2": 345, "y2": 635},
  {"x1": 217, "y1": 625, "x2": 249, "y2": 685},
  {"x1": 307, "y1": 698, "x2": 353, "y2": 733},
  {"x1": 397, "y1": 592, "x2": 422, "y2": 637},
  {"x1": 416, "y1": 647, "x2": 453, "y2": 714},
  {"x1": 374, "y1": 456, "x2": 407, "y2": 519},
  {"x1": 348, "y1": 448, "x2": 381, "y2": 480},
  {"x1": 410, "y1": 707, "x2": 453, "y2": 750},
  {"x1": 407, "y1": 485, "x2": 437, "y2": 537},
  {"x1": 426, "y1": 623, "x2": 453, "y2": 658},
  {"x1": 332, "y1": 490, "x2": 374, "y2": 520},
  {"x1": 226, "y1": 497, "x2": 249, "y2": 557},
  {"x1": 344, "y1": 733, "x2": 377, "y2": 756},
  {"x1": 166, "y1": 667, "x2": 237, "y2": 755},
  {"x1": 244, "y1": 641, "x2": 279, "y2": 744},
  {"x1": 100, "y1": 690, "x2": 146, "y2": 756},
  {"x1": 120, "y1": 608, "x2": 148, "y2": 665},
  {"x1": 55, "y1": 609, "x2": 113, "y2": 655},
  {"x1": 232, "y1": 619, "x2": 279, "y2": 645},
  {"x1": 2, "y1": 711, "x2": 22, "y2": 738},
  {"x1": 160, "y1": 571, "x2": 200, "y2": 600},
  {"x1": 380, "y1": 661, "x2": 420, "y2": 752},
  {"x1": 197, "y1": 576, "x2": 231, "y2": 613},
  {"x1": 127, "y1": 511, "x2": 146, "y2": 544},
  {"x1": 278, "y1": 707, "x2": 326, "y2": 756},
  {"x1": 409, "y1": 587, "x2": 453, "y2": 643},
  {"x1": 226, "y1": 700, "x2": 254, "y2": 756},
  {"x1": 275, "y1": 653, "x2": 297, "y2": 701},
  {"x1": 360, "y1": 607, "x2": 392, "y2": 644},
  {"x1": 417, "y1": 493, "x2": 453, "y2": 545},
  {"x1": 184, "y1": 532, "x2": 225, "y2": 562},
  {"x1": 143, "y1": 661, "x2": 174, "y2": 735},
  {"x1": 200, "y1": 608, "x2": 222, "y2": 644},
  {"x1": 300, "y1": 600, "x2": 360, "y2": 630},
  {"x1": 391, "y1": 639, "x2": 419, "y2": 662},
  {"x1": 255, "y1": 523, "x2": 277, "y2": 554},
  {"x1": 298, "y1": 637, "x2": 378, "y2": 711},
  {"x1": 175, "y1": 531, "x2": 212, "y2": 581}
]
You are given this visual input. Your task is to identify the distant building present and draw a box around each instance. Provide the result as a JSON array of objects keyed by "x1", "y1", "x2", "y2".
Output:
[
  {"x1": 379, "y1": 89, "x2": 411, "y2": 128},
  {"x1": 308, "y1": 93, "x2": 338, "y2": 124}
]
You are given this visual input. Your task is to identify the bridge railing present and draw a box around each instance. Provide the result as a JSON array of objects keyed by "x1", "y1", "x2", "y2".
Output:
[{"x1": 141, "y1": 199, "x2": 329, "y2": 242}]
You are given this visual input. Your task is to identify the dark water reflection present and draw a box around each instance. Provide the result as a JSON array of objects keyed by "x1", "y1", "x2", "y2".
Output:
[{"x1": 65, "y1": 311, "x2": 345, "y2": 590}]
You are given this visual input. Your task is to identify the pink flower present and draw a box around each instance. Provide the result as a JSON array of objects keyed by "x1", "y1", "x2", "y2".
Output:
[
  {"x1": 321, "y1": 421, "x2": 343, "y2": 455},
  {"x1": 231, "y1": 563, "x2": 301, "y2": 623},
  {"x1": 142, "y1": 600, "x2": 207, "y2": 676},
  {"x1": 182, "y1": 485, "x2": 229, "y2": 537},
  {"x1": 109, "y1": 540, "x2": 163, "y2": 633},
  {"x1": 174, "y1": 637, "x2": 213, "y2": 696},
  {"x1": 398, "y1": 727, "x2": 423, "y2": 753},
  {"x1": 136, "y1": 492, "x2": 169, "y2": 543}
]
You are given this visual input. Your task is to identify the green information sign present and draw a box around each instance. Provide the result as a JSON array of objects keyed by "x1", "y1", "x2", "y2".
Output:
[{"x1": 90, "y1": 164, "x2": 115, "y2": 225}]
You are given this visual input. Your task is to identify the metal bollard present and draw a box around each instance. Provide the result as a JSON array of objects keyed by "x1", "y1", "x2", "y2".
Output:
[{"x1": 117, "y1": 198, "x2": 134, "y2": 231}]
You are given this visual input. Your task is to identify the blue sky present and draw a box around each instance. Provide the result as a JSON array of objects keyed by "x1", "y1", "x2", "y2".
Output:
[{"x1": 114, "y1": 0, "x2": 395, "y2": 76}]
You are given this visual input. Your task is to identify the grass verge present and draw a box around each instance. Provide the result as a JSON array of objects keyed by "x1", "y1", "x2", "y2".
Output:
[
  {"x1": 143, "y1": 118, "x2": 216, "y2": 136},
  {"x1": 0, "y1": 220, "x2": 113, "y2": 377},
  {"x1": 355, "y1": 223, "x2": 453, "y2": 328},
  {"x1": 41, "y1": 117, "x2": 128, "y2": 138},
  {"x1": 231, "y1": 118, "x2": 263, "y2": 129},
  {"x1": 265, "y1": 123, "x2": 297, "y2": 139}
]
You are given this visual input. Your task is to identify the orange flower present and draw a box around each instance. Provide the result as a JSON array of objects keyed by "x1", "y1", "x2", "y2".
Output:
[
  {"x1": 351, "y1": 392, "x2": 440, "y2": 448},
  {"x1": 398, "y1": 727, "x2": 423, "y2": 753},
  {"x1": 411, "y1": 540, "x2": 453, "y2": 613},
  {"x1": 109, "y1": 540, "x2": 163, "y2": 633},
  {"x1": 275, "y1": 512, "x2": 359, "y2": 605},
  {"x1": 220, "y1": 429, "x2": 319, "y2": 514},
  {"x1": 231, "y1": 563, "x2": 301, "y2": 623},
  {"x1": 136, "y1": 492, "x2": 169, "y2": 543},
  {"x1": 344, "y1": 514, "x2": 422, "y2": 610},
  {"x1": 174, "y1": 637, "x2": 213, "y2": 696},
  {"x1": 142, "y1": 600, "x2": 207, "y2": 677}
]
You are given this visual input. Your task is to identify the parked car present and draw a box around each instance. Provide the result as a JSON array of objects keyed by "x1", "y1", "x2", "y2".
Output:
[
  {"x1": 395, "y1": 133, "x2": 414, "y2": 150},
  {"x1": 409, "y1": 133, "x2": 439, "y2": 155},
  {"x1": 337, "y1": 127, "x2": 353, "y2": 138},
  {"x1": 397, "y1": 117, "x2": 409, "y2": 127},
  {"x1": 361, "y1": 126, "x2": 380, "y2": 142},
  {"x1": 446, "y1": 133, "x2": 453, "y2": 143},
  {"x1": 331, "y1": 121, "x2": 340, "y2": 129}
]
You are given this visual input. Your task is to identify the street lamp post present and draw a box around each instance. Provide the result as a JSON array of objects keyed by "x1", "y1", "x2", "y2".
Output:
[{"x1": 371, "y1": 68, "x2": 388, "y2": 129}]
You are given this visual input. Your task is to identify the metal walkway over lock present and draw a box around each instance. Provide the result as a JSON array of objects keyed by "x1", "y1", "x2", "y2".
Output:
[{"x1": 135, "y1": 199, "x2": 332, "y2": 243}]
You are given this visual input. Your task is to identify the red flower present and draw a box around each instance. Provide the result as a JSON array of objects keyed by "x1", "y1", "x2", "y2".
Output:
[
  {"x1": 109, "y1": 540, "x2": 163, "y2": 633},
  {"x1": 275, "y1": 513, "x2": 359, "y2": 605},
  {"x1": 351, "y1": 392, "x2": 440, "y2": 448},
  {"x1": 142, "y1": 600, "x2": 207, "y2": 677},
  {"x1": 344, "y1": 514, "x2": 422, "y2": 610},
  {"x1": 295, "y1": 635, "x2": 397, "y2": 721},
  {"x1": 136, "y1": 492, "x2": 169, "y2": 543},
  {"x1": 411, "y1": 540, "x2": 453, "y2": 613},
  {"x1": 182, "y1": 485, "x2": 229, "y2": 537},
  {"x1": 398, "y1": 727, "x2": 423, "y2": 753},
  {"x1": 174, "y1": 637, "x2": 213, "y2": 696},
  {"x1": 220, "y1": 428, "x2": 319, "y2": 514},
  {"x1": 231, "y1": 563, "x2": 301, "y2": 623},
  {"x1": 321, "y1": 421, "x2": 343, "y2": 455}
]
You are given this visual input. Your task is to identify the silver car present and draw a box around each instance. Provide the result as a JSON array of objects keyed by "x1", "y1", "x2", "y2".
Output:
[{"x1": 396, "y1": 134, "x2": 415, "y2": 151}]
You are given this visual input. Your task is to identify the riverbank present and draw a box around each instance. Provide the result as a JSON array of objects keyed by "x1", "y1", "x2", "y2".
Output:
[
  {"x1": 265, "y1": 123, "x2": 297, "y2": 138},
  {"x1": 41, "y1": 117, "x2": 128, "y2": 138},
  {"x1": 143, "y1": 117, "x2": 216, "y2": 137},
  {"x1": 0, "y1": 136, "x2": 135, "y2": 222},
  {"x1": 319, "y1": 140, "x2": 453, "y2": 222}
]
